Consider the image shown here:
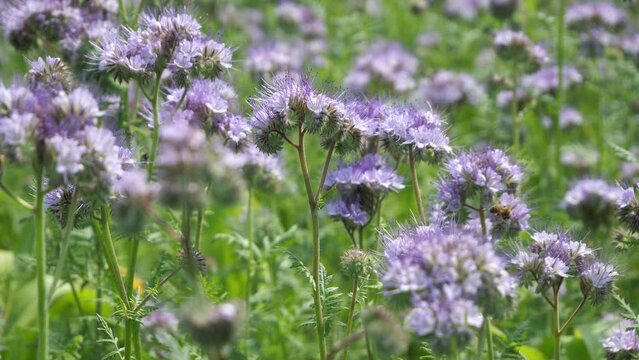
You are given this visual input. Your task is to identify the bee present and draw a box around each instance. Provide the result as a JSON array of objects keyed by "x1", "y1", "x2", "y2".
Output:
[{"x1": 490, "y1": 204, "x2": 512, "y2": 220}]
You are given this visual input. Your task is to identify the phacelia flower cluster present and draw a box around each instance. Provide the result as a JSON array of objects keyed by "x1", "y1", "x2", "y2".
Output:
[
  {"x1": 249, "y1": 73, "x2": 362, "y2": 154},
  {"x1": 566, "y1": 2, "x2": 627, "y2": 32},
  {"x1": 217, "y1": 143, "x2": 284, "y2": 191},
  {"x1": 379, "y1": 104, "x2": 451, "y2": 163},
  {"x1": 324, "y1": 154, "x2": 404, "y2": 227},
  {"x1": 617, "y1": 183, "x2": 639, "y2": 234},
  {"x1": 542, "y1": 107, "x2": 584, "y2": 129},
  {"x1": 345, "y1": 41, "x2": 419, "y2": 93},
  {"x1": 1, "y1": 0, "x2": 118, "y2": 59},
  {"x1": 563, "y1": 179, "x2": 622, "y2": 228},
  {"x1": 522, "y1": 66, "x2": 583, "y2": 95},
  {"x1": 493, "y1": 29, "x2": 549, "y2": 67},
  {"x1": 513, "y1": 230, "x2": 617, "y2": 302},
  {"x1": 602, "y1": 326, "x2": 639, "y2": 359},
  {"x1": 445, "y1": 0, "x2": 488, "y2": 21},
  {"x1": 91, "y1": 9, "x2": 232, "y2": 82},
  {"x1": 437, "y1": 148, "x2": 528, "y2": 238},
  {"x1": 162, "y1": 79, "x2": 249, "y2": 149},
  {"x1": 381, "y1": 224, "x2": 515, "y2": 348},
  {"x1": 413, "y1": 71, "x2": 484, "y2": 107}
]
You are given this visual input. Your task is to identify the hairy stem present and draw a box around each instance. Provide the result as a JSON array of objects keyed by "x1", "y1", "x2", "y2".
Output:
[
  {"x1": 408, "y1": 148, "x2": 426, "y2": 223},
  {"x1": 327, "y1": 331, "x2": 366, "y2": 360},
  {"x1": 553, "y1": 287, "x2": 561, "y2": 360},
  {"x1": 96, "y1": 208, "x2": 129, "y2": 307},
  {"x1": 342, "y1": 276, "x2": 359, "y2": 360},
  {"x1": 245, "y1": 184, "x2": 254, "y2": 356},
  {"x1": 559, "y1": 291, "x2": 589, "y2": 335},
  {"x1": 195, "y1": 208, "x2": 204, "y2": 250},
  {"x1": 146, "y1": 73, "x2": 163, "y2": 179},
  {"x1": 296, "y1": 128, "x2": 327, "y2": 360},
  {"x1": 35, "y1": 168, "x2": 48, "y2": 360},
  {"x1": 486, "y1": 316, "x2": 495, "y2": 360},
  {"x1": 47, "y1": 189, "x2": 80, "y2": 305},
  {"x1": 512, "y1": 60, "x2": 520, "y2": 151}
]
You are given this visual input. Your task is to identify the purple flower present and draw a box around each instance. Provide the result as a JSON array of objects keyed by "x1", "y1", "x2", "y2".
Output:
[
  {"x1": 437, "y1": 148, "x2": 524, "y2": 213},
  {"x1": 249, "y1": 73, "x2": 360, "y2": 154},
  {"x1": 511, "y1": 230, "x2": 615, "y2": 297},
  {"x1": 143, "y1": 309, "x2": 179, "y2": 332},
  {"x1": 522, "y1": 66, "x2": 583, "y2": 95},
  {"x1": 416, "y1": 32, "x2": 441, "y2": 48},
  {"x1": 245, "y1": 40, "x2": 306, "y2": 75},
  {"x1": 580, "y1": 261, "x2": 617, "y2": 301},
  {"x1": 326, "y1": 199, "x2": 369, "y2": 226},
  {"x1": 617, "y1": 184, "x2": 639, "y2": 234},
  {"x1": 46, "y1": 135, "x2": 87, "y2": 178},
  {"x1": 345, "y1": 41, "x2": 418, "y2": 93},
  {"x1": 325, "y1": 154, "x2": 404, "y2": 193},
  {"x1": 381, "y1": 223, "x2": 515, "y2": 347},
  {"x1": 324, "y1": 154, "x2": 403, "y2": 228},
  {"x1": 91, "y1": 9, "x2": 232, "y2": 82},
  {"x1": 115, "y1": 169, "x2": 159, "y2": 203},
  {"x1": 414, "y1": 71, "x2": 484, "y2": 107},
  {"x1": 380, "y1": 104, "x2": 451, "y2": 162},
  {"x1": 563, "y1": 179, "x2": 622, "y2": 228},
  {"x1": 276, "y1": 2, "x2": 326, "y2": 38},
  {"x1": 28, "y1": 57, "x2": 72, "y2": 92},
  {"x1": 541, "y1": 107, "x2": 584, "y2": 129},
  {"x1": 566, "y1": 2, "x2": 627, "y2": 31},
  {"x1": 603, "y1": 328, "x2": 639, "y2": 356},
  {"x1": 445, "y1": 0, "x2": 488, "y2": 20},
  {"x1": 217, "y1": 143, "x2": 284, "y2": 189},
  {"x1": 489, "y1": 193, "x2": 530, "y2": 238},
  {"x1": 621, "y1": 33, "x2": 639, "y2": 63}
]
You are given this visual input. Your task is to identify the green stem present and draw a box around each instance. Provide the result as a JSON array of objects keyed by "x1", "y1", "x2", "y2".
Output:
[
  {"x1": 554, "y1": 0, "x2": 567, "y2": 186},
  {"x1": 246, "y1": 185, "x2": 254, "y2": 357},
  {"x1": 0, "y1": 181, "x2": 34, "y2": 211},
  {"x1": 133, "y1": 323, "x2": 142, "y2": 360},
  {"x1": 512, "y1": 60, "x2": 520, "y2": 151},
  {"x1": 47, "y1": 188, "x2": 80, "y2": 305},
  {"x1": 195, "y1": 208, "x2": 204, "y2": 250},
  {"x1": 558, "y1": 292, "x2": 589, "y2": 335},
  {"x1": 408, "y1": 148, "x2": 426, "y2": 223},
  {"x1": 125, "y1": 239, "x2": 140, "y2": 296},
  {"x1": 146, "y1": 73, "x2": 163, "y2": 179},
  {"x1": 35, "y1": 168, "x2": 48, "y2": 360},
  {"x1": 124, "y1": 319, "x2": 133, "y2": 360},
  {"x1": 342, "y1": 277, "x2": 359, "y2": 360},
  {"x1": 553, "y1": 287, "x2": 561, "y2": 360},
  {"x1": 296, "y1": 129, "x2": 327, "y2": 360},
  {"x1": 486, "y1": 316, "x2": 495, "y2": 360},
  {"x1": 479, "y1": 207, "x2": 487, "y2": 236},
  {"x1": 118, "y1": 0, "x2": 129, "y2": 25},
  {"x1": 96, "y1": 208, "x2": 129, "y2": 308}
]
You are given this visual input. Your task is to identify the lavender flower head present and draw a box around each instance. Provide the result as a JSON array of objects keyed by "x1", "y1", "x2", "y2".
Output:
[
  {"x1": 563, "y1": 179, "x2": 622, "y2": 228},
  {"x1": 156, "y1": 120, "x2": 212, "y2": 208},
  {"x1": 249, "y1": 73, "x2": 362, "y2": 154},
  {"x1": 493, "y1": 29, "x2": 549, "y2": 67},
  {"x1": 413, "y1": 71, "x2": 484, "y2": 107},
  {"x1": 217, "y1": 143, "x2": 284, "y2": 190},
  {"x1": 566, "y1": 2, "x2": 627, "y2": 32},
  {"x1": 0, "y1": 83, "x2": 36, "y2": 160},
  {"x1": 345, "y1": 41, "x2": 418, "y2": 93},
  {"x1": 437, "y1": 148, "x2": 523, "y2": 212},
  {"x1": 379, "y1": 104, "x2": 451, "y2": 163},
  {"x1": 324, "y1": 154, "x2": 404, "y2": 227},
  {"x1": 523, "y1": 66, "x2": 583, "y2": 95},
  {"x1": 381, "y1": 223, "x2": 515, "y2": 348},
  {"x1": 445, "y1": 0, "x2": 488, "y2": 21},
  {"x1": 245, "y1": 40, "x2": 305, "y2": 76},
  {"x1": 617, "y1": 183, "x2": 639, "y2": 234},
  {"x1": 28, "y1": 56, "x2": 73, "y2": 93},
  {"x1": 276, "y1": 2, "x2": 326, "y2": 38},
  {"x1": 621, "y1": 33, "x2": 639, "y2": 64},
  {"x1": 91, "y1": 9, "x2": 232, "y2": 82},
  {"x1": 602, "y1": 325, "x2": 639, "y2": 359},
  {"x1": 512, "y1": 230, "x2": 616, "y2": 301}
]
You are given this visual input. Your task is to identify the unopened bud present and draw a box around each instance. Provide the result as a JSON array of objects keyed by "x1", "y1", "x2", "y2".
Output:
[
  {"x1": 181, "y1": 299, "x2": 244, "y2": 352},
  {"x1": 340, "y1": 249, "x2": 371, "y2": 279}
]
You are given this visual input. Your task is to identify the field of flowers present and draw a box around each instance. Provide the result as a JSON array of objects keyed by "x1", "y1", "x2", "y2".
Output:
[{"x1": 1, "y1": 0, "x2": 639, "y2": 359}]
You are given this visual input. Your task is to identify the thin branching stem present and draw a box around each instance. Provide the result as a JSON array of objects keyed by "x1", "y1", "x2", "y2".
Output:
[
  {"x1": 0, "y1": 181, "x2": 34, "y2": 211},
  {"x1": 408, "y1": 148, "x2": 426, "y2": 222},
  {"x1": 35, "y1": 168, "x2": 48, "y2": 360},
  {"x1": 342, "y1": 276, "x2": 359, "y2": 360}
]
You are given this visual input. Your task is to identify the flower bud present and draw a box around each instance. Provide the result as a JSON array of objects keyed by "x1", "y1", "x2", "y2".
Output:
[
  {"x1": 181, "y1": 299, "x2": 244, "y2": 352},
  {"x1": 340, "y1": 249, "x2": 371, "y2": 279}
]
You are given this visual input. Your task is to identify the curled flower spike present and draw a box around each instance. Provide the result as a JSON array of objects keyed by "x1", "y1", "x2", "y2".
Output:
[
  {"x1": 522, "y1": 65, "x2": 583, "y2": 95},
  {"x1": 216, "y1": 143, "x2": 284, "y2": 191},
  {"x1": 90, "y1": 9, "x2": 232, "y2": 82},
  {"x1": 602, "y1": 326, "x2": 639, "y2": 358},
  {"x1": 566, "y1": 2, "x2": 627, "y2": 32},
  {"x1": 249, "y1": 73, "x2": 362, "y2": 154},
  {"x1": 617, "y1": 184, "x2": 639, "y2": 234}
]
